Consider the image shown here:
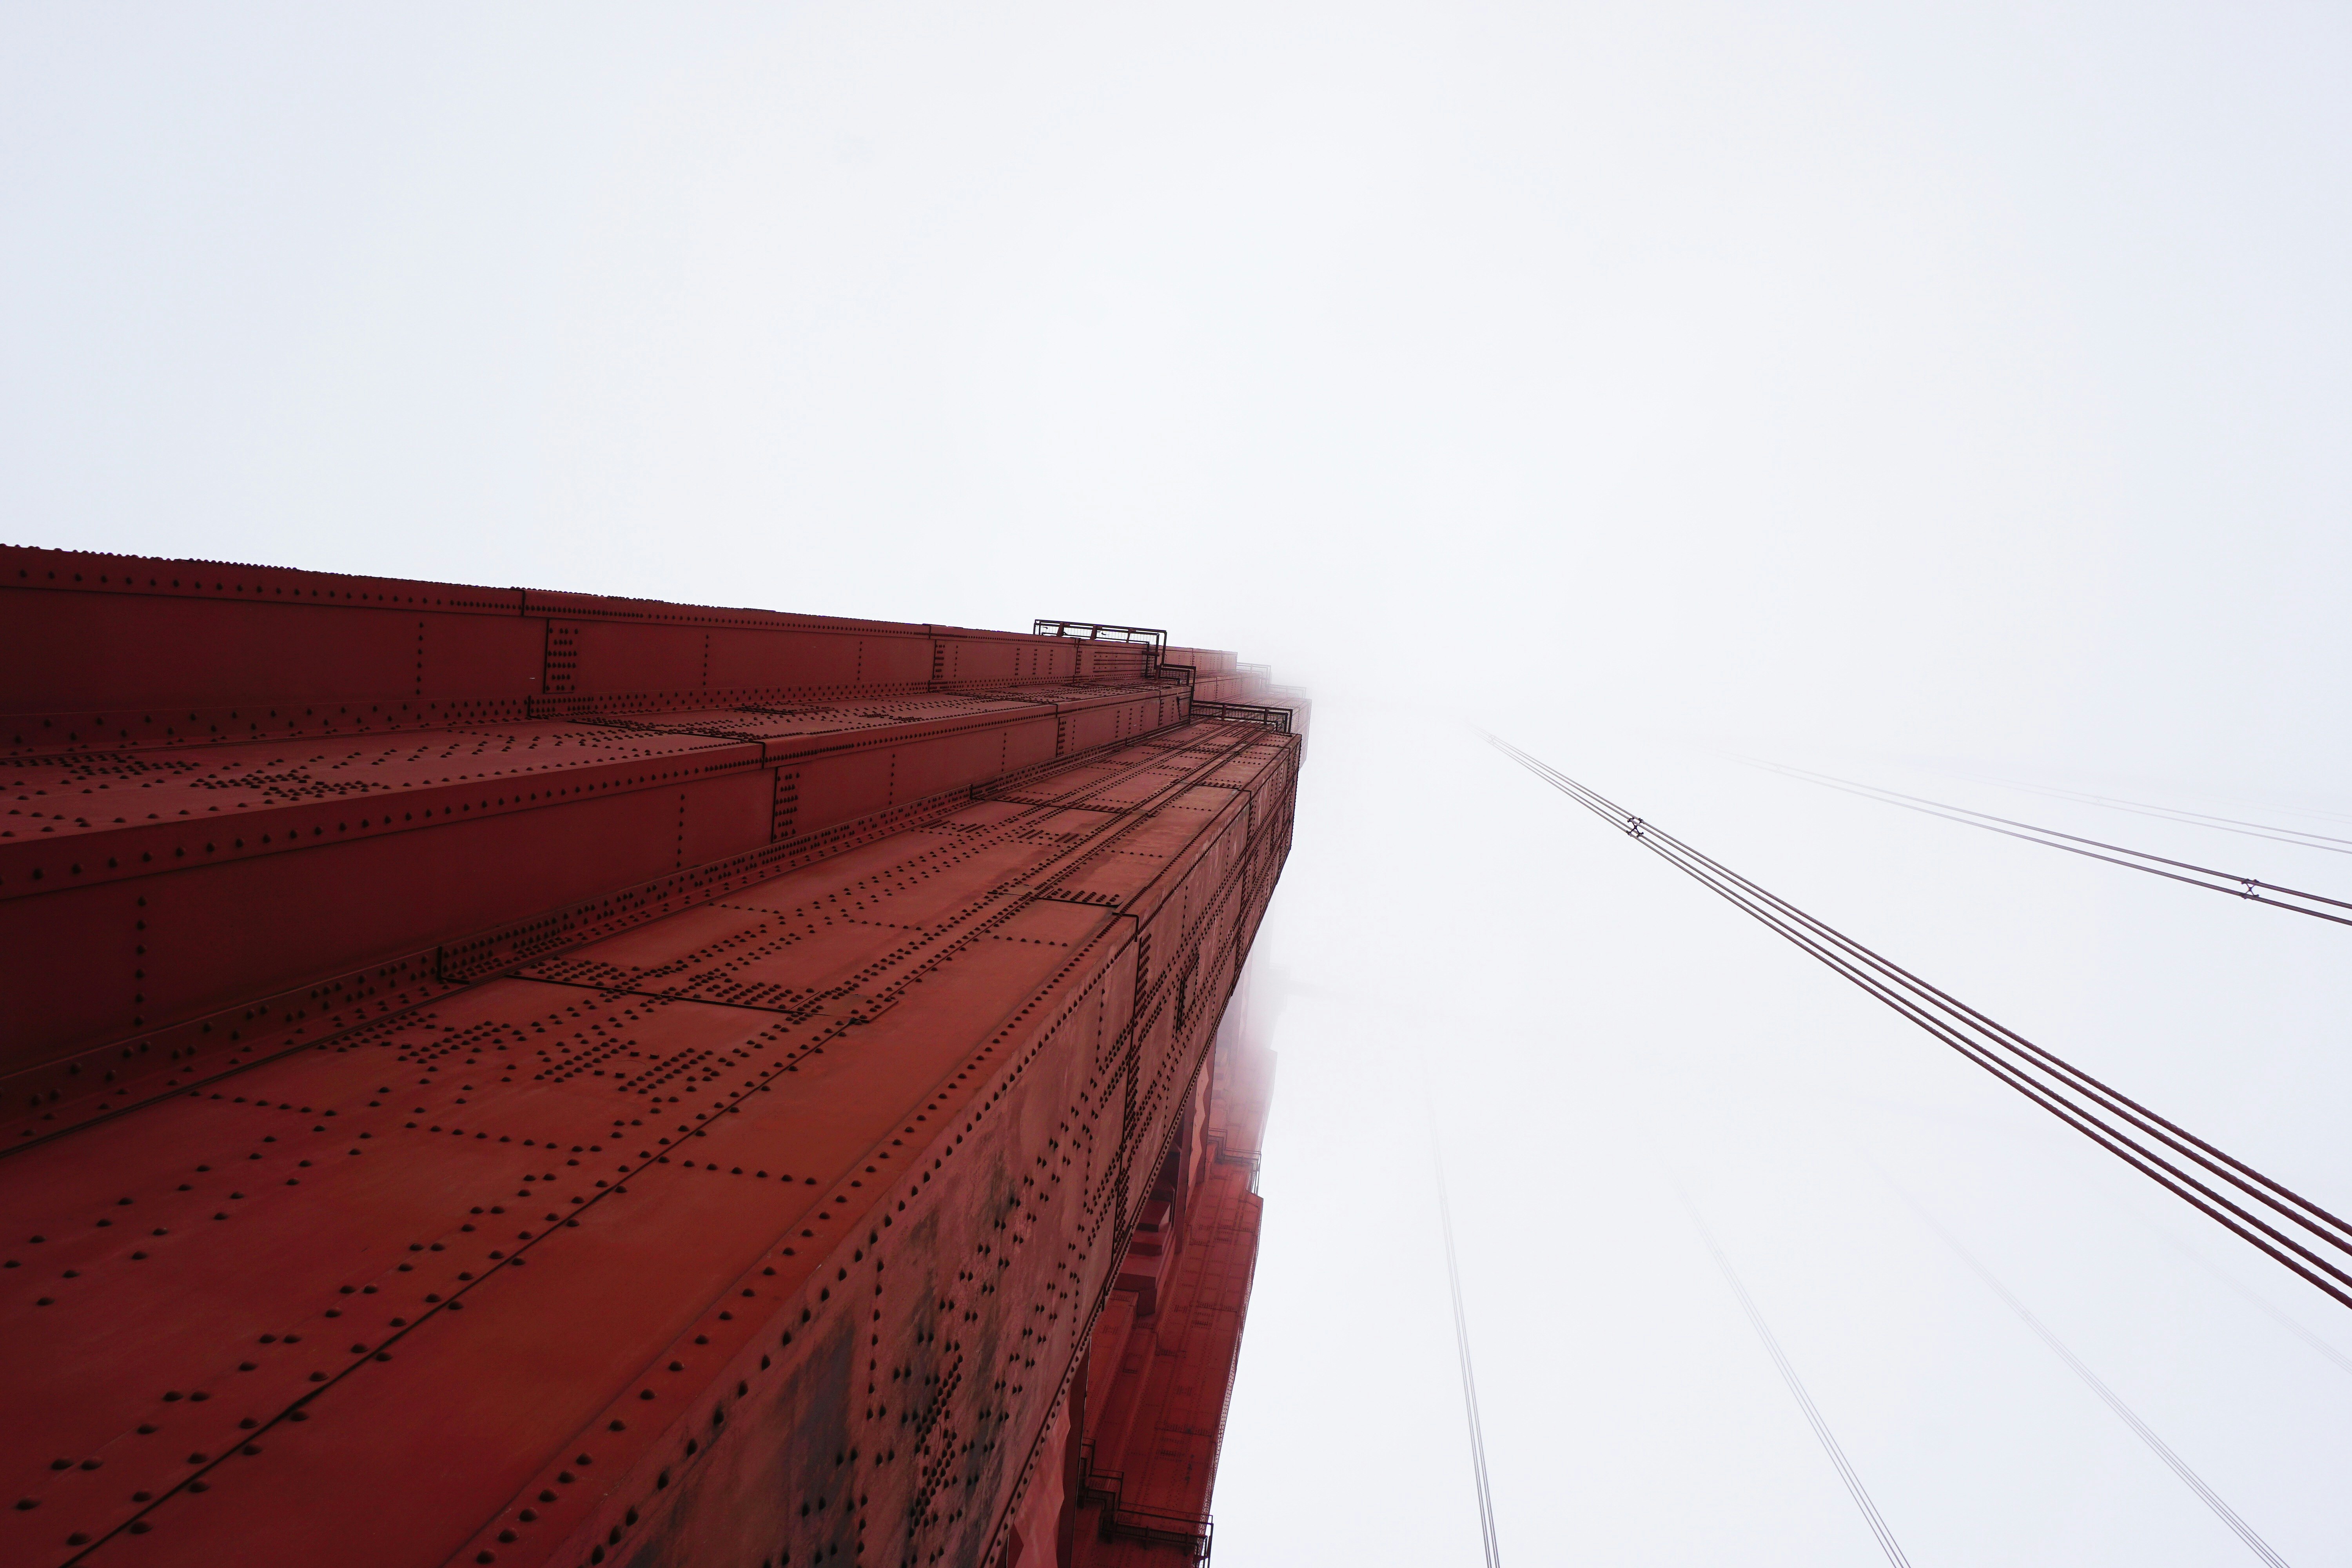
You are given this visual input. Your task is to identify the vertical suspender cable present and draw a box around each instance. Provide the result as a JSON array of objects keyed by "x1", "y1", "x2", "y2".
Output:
[
  {"x1": 1882, "y1": 1177, "x2": 2292, "y2": 1566},
  {"x1": 1677, "y1": 1190, "x2": 1913, "y2": 1567},
  {"x1": 1432, "y1": 1133, "x2": 1504, "y2": 1568}
]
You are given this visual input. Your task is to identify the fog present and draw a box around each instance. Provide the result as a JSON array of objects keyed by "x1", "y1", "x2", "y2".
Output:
[{"x1": 8, "y1": 3, "x2": 2352, "y2": 1561}]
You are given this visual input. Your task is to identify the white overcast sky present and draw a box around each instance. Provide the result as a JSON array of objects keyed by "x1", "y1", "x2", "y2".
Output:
[{"x1": 9, "y1": 4, "x2": 2352, "y2": 1564}]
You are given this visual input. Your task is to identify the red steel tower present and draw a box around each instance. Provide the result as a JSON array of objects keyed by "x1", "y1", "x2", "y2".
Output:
[{"x1": 0, "y1": 547, "x2": 1301, "y2": 1568}]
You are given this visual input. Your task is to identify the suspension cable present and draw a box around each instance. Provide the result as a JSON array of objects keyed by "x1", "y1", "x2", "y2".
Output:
[
  {"x1": 1487, "y1": 733, "x2": 2352, "y2": 1312},
  {"x1": 1929, "y1": 771, "x2": 2352, "y2": 858},
  {"x1": 1753, "y1": 760, "x2": 2352, "y2": 928}
]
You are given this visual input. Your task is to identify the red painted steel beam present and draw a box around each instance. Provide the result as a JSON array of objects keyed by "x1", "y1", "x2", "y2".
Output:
[
  {"x1": 2, "y1": 548, "x2": 1195, "y2": 1140},
  {"x1": 0, "y1": 550, "x2": 1299, "y2": 1568},
  {"x1": 1051, "y1": 992, "x2": 1274, "y2": 1566}
]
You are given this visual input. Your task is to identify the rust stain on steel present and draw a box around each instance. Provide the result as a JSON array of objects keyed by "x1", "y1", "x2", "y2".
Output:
[{"x1": 0, "y1": 547, "x2": 1299, "y2": 1568}]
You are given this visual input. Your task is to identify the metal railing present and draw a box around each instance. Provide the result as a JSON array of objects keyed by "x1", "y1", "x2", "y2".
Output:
[
  {"x1": 1190, "y1": 701, "x2": 1293, "y2": 735},
  {"x1": 1032, "y1": 620, "x2": 1168, "y2": 655},
  {"x1": 1076, "y1": 1441, "x2": 1215, "y2": 1561}
]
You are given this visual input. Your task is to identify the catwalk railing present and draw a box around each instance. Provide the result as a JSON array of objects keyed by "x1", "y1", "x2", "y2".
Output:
[
  {"x1": 1191, "y1": 701, "x2": 1293, "y2": 735},
  {"x1": 1033, "y1": 620, "x2": 1169, "y2": 655},
  {"x1": 1077, "y1": 1441, "x2": 1216, "y2": 1561}
]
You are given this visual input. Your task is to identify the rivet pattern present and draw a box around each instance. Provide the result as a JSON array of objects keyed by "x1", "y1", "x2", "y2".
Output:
[{"x1": 0, "y1": 548, "x2": 1303, "y2": 1568}]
